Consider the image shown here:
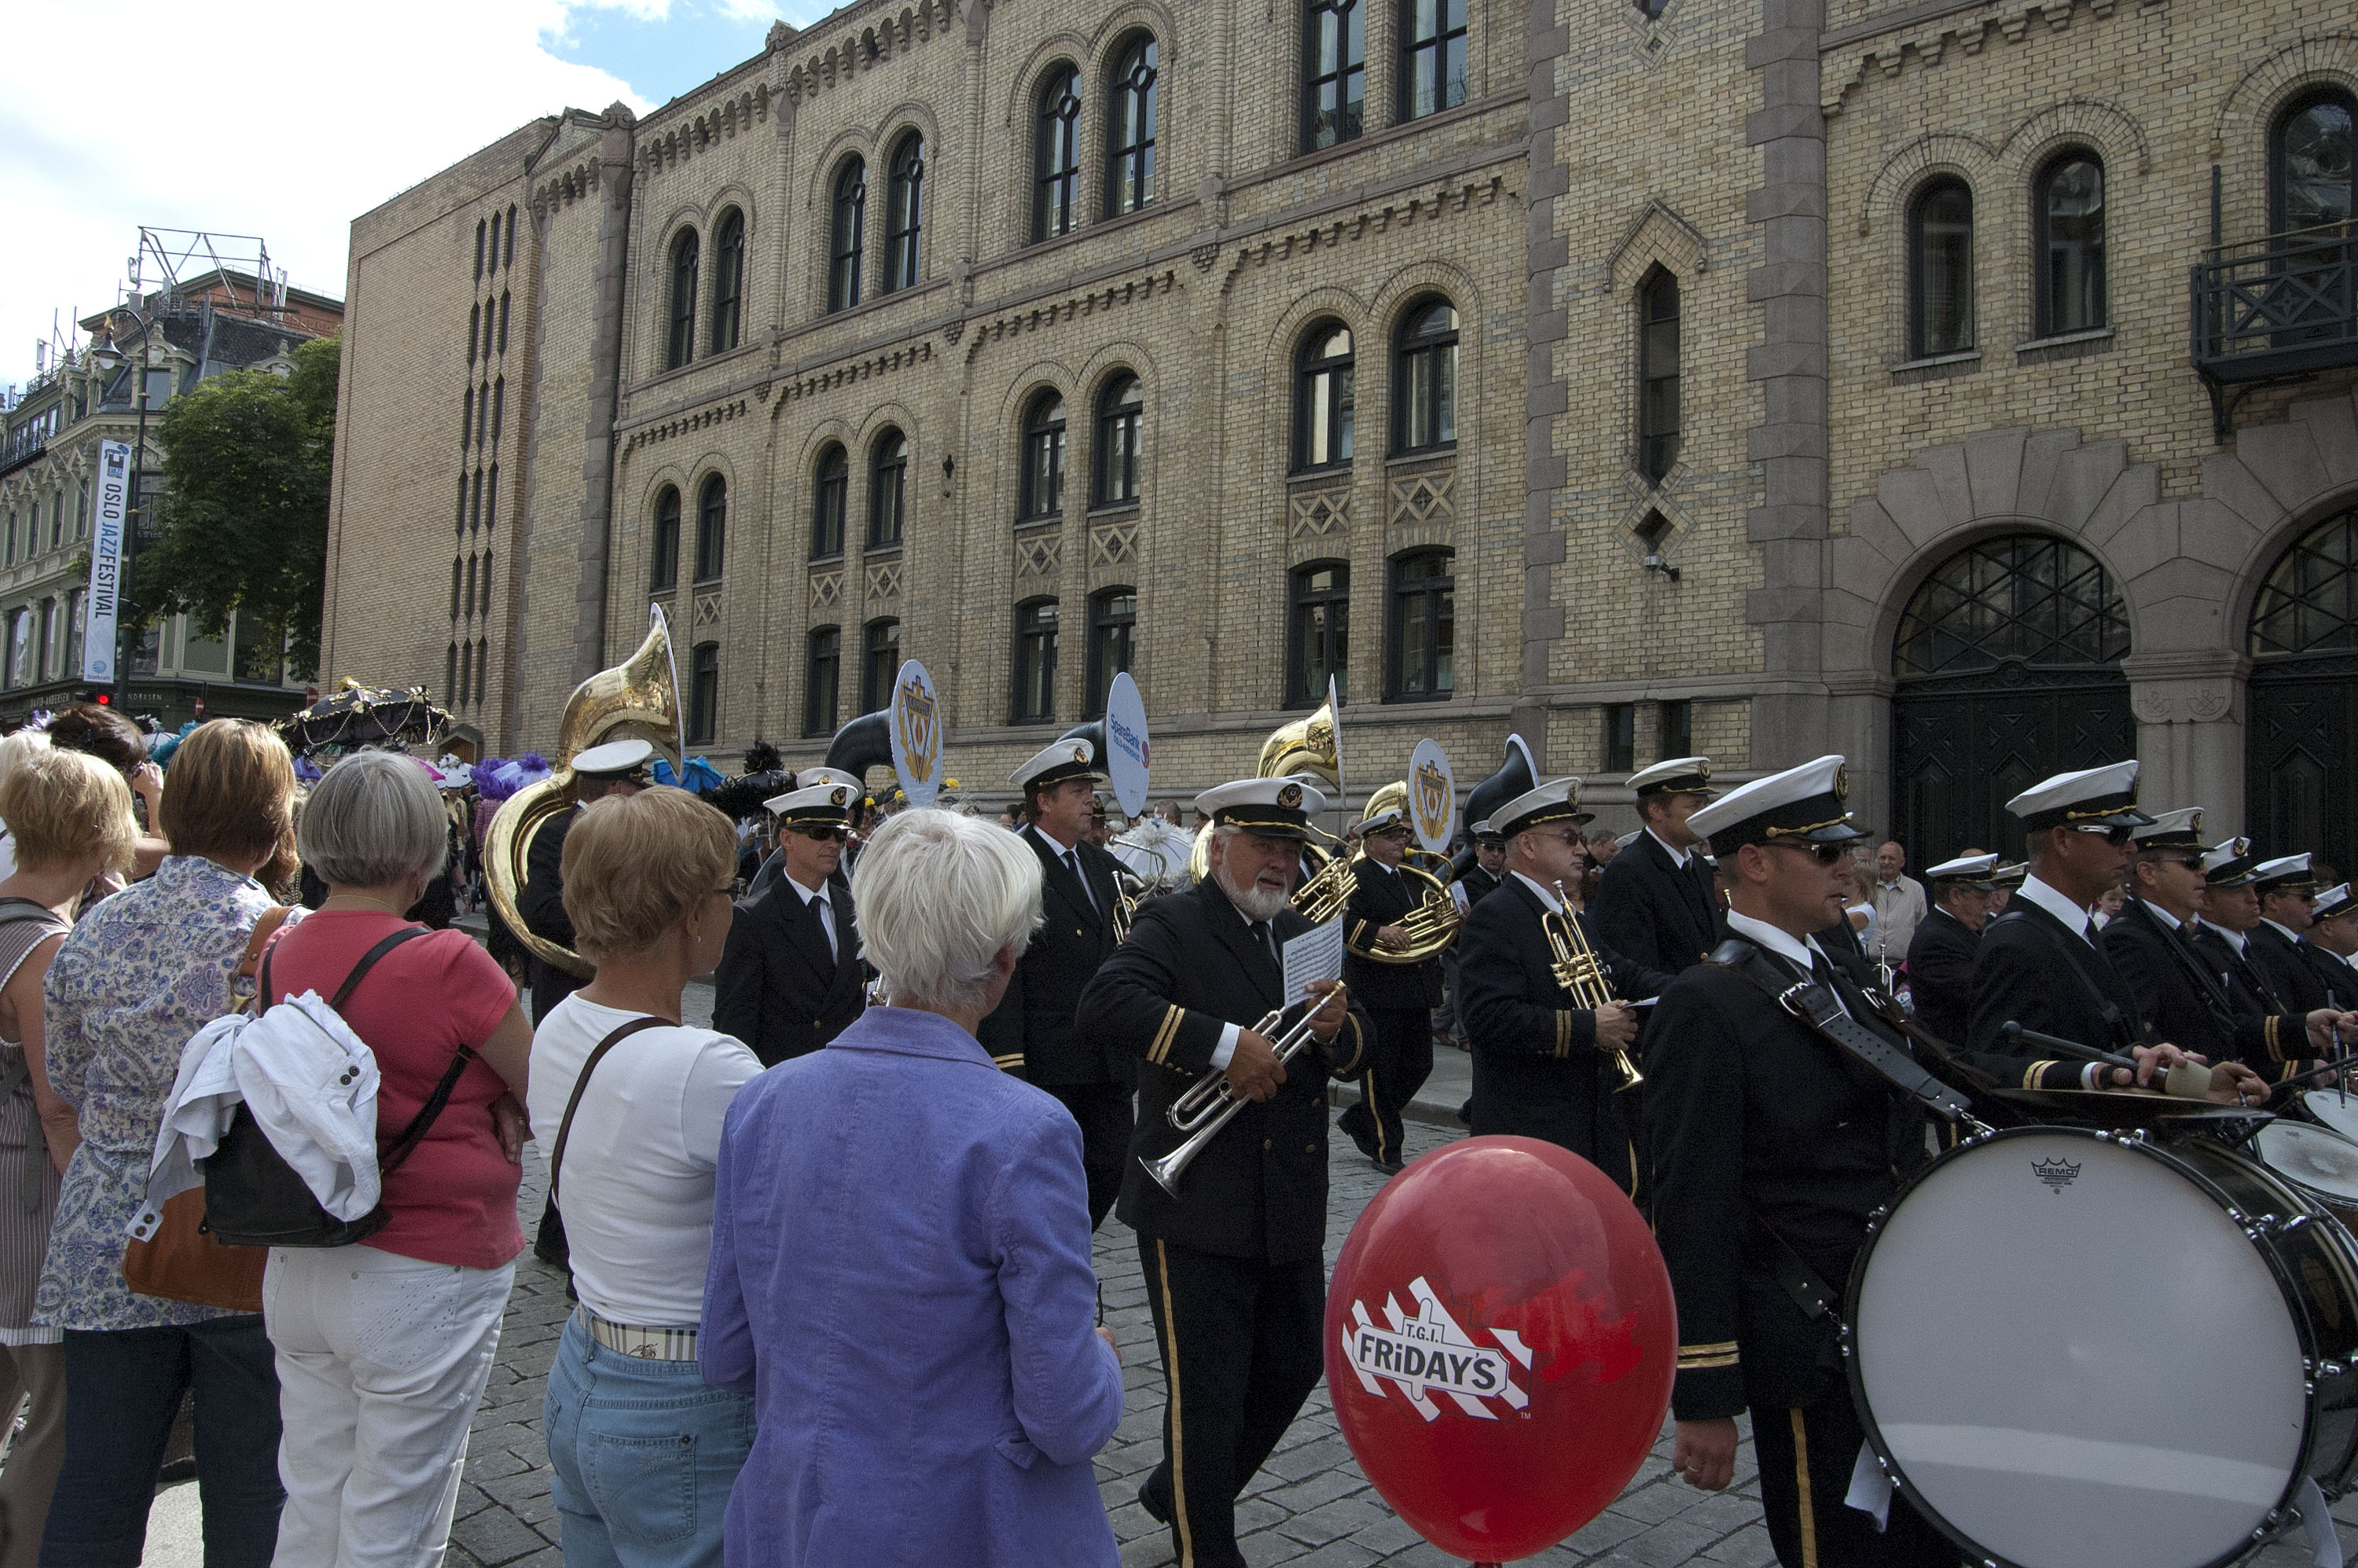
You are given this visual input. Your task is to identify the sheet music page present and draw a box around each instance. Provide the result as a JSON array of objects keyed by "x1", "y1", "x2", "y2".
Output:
[{"x1": 1282, "y1": 918, "x2": 1346, "y2": 1006}]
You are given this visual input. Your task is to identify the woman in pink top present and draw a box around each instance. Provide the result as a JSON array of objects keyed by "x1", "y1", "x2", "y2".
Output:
[{"x1": 260, "y1": 751, "x2": 534, "y2": 1568}]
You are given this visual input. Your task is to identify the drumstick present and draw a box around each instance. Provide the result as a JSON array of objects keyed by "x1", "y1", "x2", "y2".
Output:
[{"x1": 2000, "y1": 1021, "x2": 2140, "y2": 1073}]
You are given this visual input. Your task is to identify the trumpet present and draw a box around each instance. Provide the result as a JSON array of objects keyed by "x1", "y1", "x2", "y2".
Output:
[
  {"x1": 1140, "y1": 982, "x2": 1350, "y2": 1197},
  {"x1": 1547, "y1": 881, "x2": 1642, "y2": 1092}
]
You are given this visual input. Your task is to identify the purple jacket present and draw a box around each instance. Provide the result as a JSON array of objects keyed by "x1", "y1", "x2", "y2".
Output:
[{"x1": 701, "y1": 1006, "x2": 1123, "y2": 1567}]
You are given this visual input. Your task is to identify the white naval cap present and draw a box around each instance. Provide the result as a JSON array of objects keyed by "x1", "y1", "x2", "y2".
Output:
[
  {"x1": 1468, "y1": 816, "x2": 1499, "y2": 839},
  {"x1": 2253, "y1": 853, "x2": 2319, "y2": 894},
  {"x1": 764, "y1": 778, "x2": 858, "y2": 824},
  {"x1": 2202, "y1": 837, "x2": 2259, "y2": 886},
  {"x1": 2131, "y1": 807, "x2": 2206, "y2": 848},
  {"x1": 1008, "y1": 736, "x2": 1102, "y2": 792},
  {"x1": 1685, "y1": 755, "x2": 1866, "y2": 856},
  {"x1": 1923, "y1": 852, "x2": 2001, "y2": 884},
  {"x1": 2003, "y1": 760, "x2": 2151, "y2": 833},
  {"x1": 2315, "y1": 883, "x2": 2353, "y2": 922},
  {"x1": 1195, "y1": 776, "x2": 1326, "y2": 839},
  {"x1": 1489, "y1": 778, "x2": 1592, "y2": 840},
  {"x1": 1626, "y1": 755, "x2": 1714, "y2": 797},
  {"x1": 572, "y1": 736, "x2": 656, "y2": 778}
]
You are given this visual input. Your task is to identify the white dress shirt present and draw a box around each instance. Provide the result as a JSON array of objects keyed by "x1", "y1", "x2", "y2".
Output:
[
  {"x1": 1511, "y1": 870, "x2": 1566, "y2": 913},
  {"x1": 1026, "y1": 822, "x2": 1098, "y2": 916},
  {"x1": 2015, "y1": 874, "x2": 2100, "y2": 943},
  {"x1": 1644, "y1": 828, "x2": 1694, "y2": 869}
]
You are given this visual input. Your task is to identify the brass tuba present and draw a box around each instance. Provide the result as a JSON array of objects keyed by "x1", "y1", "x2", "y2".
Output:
[
  {"x1": 484, "y1": 617, "x2": 683, "y2": 978},
  {"x1": 1295, "y1": 781, "x2": 1462, "y2": 963},
  {"x1": 1189, "y1": 700, "x2": 1343, "y2": 883}
]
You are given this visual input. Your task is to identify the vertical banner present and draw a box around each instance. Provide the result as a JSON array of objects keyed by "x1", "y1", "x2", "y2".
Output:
[{"x1": 83, "y1": 441, "x2": 129, "y2": 682}]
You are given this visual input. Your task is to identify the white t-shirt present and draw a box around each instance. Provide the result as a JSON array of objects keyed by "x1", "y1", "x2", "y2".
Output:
[{"x1": 527, "y1": 994, "x2": 762, "y2": 1329}]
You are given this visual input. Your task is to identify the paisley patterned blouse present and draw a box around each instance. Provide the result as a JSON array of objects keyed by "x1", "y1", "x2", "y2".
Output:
[{"x1": 35, "y1": 857, "x2": 297, "y2": 1330}]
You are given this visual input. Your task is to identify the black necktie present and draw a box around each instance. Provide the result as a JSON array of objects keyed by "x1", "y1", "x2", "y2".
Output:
[
  {"x1": 804, "y1": 889, "x2": 836, "y2": 971},
  {"x1": 1251, "y1": 920, "x2": 1278, "y2": 968},
  {"x1": 1065, "y1": 850, "x2": 1098, "y2": 918}
]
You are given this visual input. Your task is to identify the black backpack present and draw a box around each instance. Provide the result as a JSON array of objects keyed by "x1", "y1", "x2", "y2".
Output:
[{"x1": 201, "y1": 926, "x2": 477, "y2": 1248}]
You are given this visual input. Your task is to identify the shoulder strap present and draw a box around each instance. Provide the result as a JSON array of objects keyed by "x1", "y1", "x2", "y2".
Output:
[
  {"x1": 258, "y1": 923, "x2": 429, "y2": 1017},
  {"x1": 228, "y1": 905, "x2": 293, "y2": 1017},
  {"x1": 546, "y1": 1015, "x2": 670, "y2": 1210},
  {"x1": 1707, "y1": 938, "x2": 1977, "y2": 1123}
]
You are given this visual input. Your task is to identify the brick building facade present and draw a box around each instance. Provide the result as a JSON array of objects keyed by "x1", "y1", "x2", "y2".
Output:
[{"x1": 326, "y1": 0, "x2": 2358, "y2": 866}]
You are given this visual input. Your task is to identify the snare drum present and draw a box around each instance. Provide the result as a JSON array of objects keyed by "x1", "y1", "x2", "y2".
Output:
[
  {"x1": 1849, "y1": 1125, "x2": 2358, "y2": 1568},
  {"x1": 2256, "y1": 1120, "x2": 2358, "y2": 1225},
  {"x1": 2303, "y1": 1090, "x2": 2358, "y2": 1146}
]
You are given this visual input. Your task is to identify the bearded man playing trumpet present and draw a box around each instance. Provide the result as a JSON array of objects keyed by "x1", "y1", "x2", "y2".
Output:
[{"x1": 1077, "y1": 777, "x2": 1368, "y2": 1568}]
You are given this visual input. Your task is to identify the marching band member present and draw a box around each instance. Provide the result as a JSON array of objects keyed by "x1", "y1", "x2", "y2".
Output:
[
  {"x1": 2308, "y1": 883, "x2": 2358, "y2": 1006},
  {"x1": 1075, "y1": 778, "x2": 1366, "y2": 1568},
  {"x1": 978, "y1": 738, "x2": 1134, "y2": 1228},
  {"x1": 712, "y1": 775, "x2": 865, "y2": 1067},
  {"x1": 520, "y1": 737, "x2": 653, "y2": 1023},
  {"x1": 1335, "y1": 794, "x2": 1444, "y2": 1173},
  {"x1": 1592, "y1": 755, "x2": 1723, "y2": 974},
  {"x1": 2249, "y1": 854, "x2": 2333, "y2": 1012},
  {"x1": 1901, "y1": 853, "x2": 2000, "y2": 1048},
  {"x1": 1458, "y1": 778, "x2": 1672, "y2": 1195},
  {"x1": 2190, "y1": 840, "x2": 2291, "y2": 1013},
  {"x1": 1644, "y1": 756, "x2": 1956, "y2": 1568}
]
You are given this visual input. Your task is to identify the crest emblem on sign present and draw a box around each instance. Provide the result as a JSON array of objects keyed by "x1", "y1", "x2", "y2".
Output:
[
  {"x1": 1277, "y1": 782, "x2": 1303, "y2": 809},
  {"x1": 1413, "y1": 761, "x2": 1451, "y2": 842},
  {"x1": 896, "y1": 675, "x2": 939, "y2": 785},
  {"x1": 1342, "y1": 1276, "x2": 1531, "y2": 1423}
]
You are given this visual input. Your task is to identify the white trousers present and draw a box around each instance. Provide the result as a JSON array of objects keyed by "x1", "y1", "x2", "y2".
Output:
[{"x1": 263, "y1": 1246, "x2": 514, "y2": 1568}]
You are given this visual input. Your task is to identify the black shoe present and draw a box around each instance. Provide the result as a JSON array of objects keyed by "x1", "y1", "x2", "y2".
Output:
[
  {"x1": 1137, "y1": 1475, "x2": 1171, "y2": 1526},
  {"x1": 1371, "y1": 1157, "x2": 1405, "y2": 1176}
]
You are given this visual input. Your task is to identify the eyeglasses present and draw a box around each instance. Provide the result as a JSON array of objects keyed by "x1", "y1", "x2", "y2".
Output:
[
  {"x1": 2071, "y1": 824, "x2": 2135, "y2": 846},
  {"x1": 1765, "y1": 839, "x2": 1849, "y2": 865},
  {"x1": 794, "y1": 824, "x2": 851, "y2": 843}
]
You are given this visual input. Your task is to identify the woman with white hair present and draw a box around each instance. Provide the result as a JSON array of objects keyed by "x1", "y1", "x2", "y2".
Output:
[{"x1": 701, "y1": 808, "x2": 1124, "y2": 1568}]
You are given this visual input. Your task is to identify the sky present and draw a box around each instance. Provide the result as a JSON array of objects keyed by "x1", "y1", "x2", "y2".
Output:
[{"x1": 0, "y1": 0, "x2": 840, "y2": 395}]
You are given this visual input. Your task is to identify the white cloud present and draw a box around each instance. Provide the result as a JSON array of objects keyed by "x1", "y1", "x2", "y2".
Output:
[{"x1": 0, "y1": 0, "x2": 660, "y2": 389}]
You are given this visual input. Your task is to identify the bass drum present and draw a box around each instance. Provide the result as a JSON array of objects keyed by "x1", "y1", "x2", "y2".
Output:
[{"x1": 1849, "y1": 1126, "x2": 2358, "y2": 1568}]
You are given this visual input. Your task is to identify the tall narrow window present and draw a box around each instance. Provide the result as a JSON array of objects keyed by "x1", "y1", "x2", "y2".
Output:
[
  {"x1": 1095, "y1": 375, "x2": 1143, "y2": 506},
  {"x1": 1658, "y1": 699, "x2": 1692, "y2": 759},
  {"x1": 805, "y1": 627, "x2": 841, "y2": 736},
  {"x1": 694, "y1": 475, "x2": 727, "y2": 582},
  {"x1": 490, "y1": 379, "x2": 504, "y2": 445},
  {"x1": 460, "y1": 641, "x2": 475, "y2": 707},
  {"x1": 461, "y1": 387, "x2": 473, "y2": 451},
  {"x1": 811, "y1": 444, "x2": 848, "y2": 559},
  {"x1": 1637, "y1": 268, "x2": 1680, "y2": 482},
  {"x1": 1107, "y1": 36, "x2": 1158, "y2": 218},
  {"x1": 2272, "y1": 89, "x2": 2356, "y2": 234},
  {"x1": 710, "y1": 208, "x2": 745, "y2": 351},
  {"x1": 1401, "y1": 0, "x2": 1468, "y2": 120},
  {"x1": 474, "y1": 220, "x2": 486, "y2": 281},
  {"x1": 1012, "y1": 599, "x2": 1060, "y2": 723},
  {"x1": 450, "y1": 558, "x2": 463, "y2": 619},
  {"x1": 1294, "y1": 323, "x2": 1355, "y2": 471},
  {"x1": 446, "y1": 642, "x2": 459, "y2": 702},
  {"x1": 1034, "y1": 67, "x2": 1082, "y2": 242},
  {"x1": 667, "y1": 228, "x2": 700, "y2": 370},
  {"x1": 1387, "y1": 549, "x2": 1454, "y2": 700},
  {"x1": 869, "y1": 430, "x2": 908, "y2": 548},
  {"x1": 498, "y1": 292, "x2": 510, "y2": 354},
  {"x1": 465, "y1": 556, "x2": 478, "y2": 619},
  {"x1": 884, "y1": 136, "x2": 924, "y2": 292},
  {"x1": 650, "y1": 486, "x2": 681, "y2": 592},
  {"x1": 469, "y1": 470, "x2": 482, "y2": 532},
  {"x1": 504, "y1": 204, "x2": 517, "y2": 269},
  {"x1": 1909, "y1": 178, "x2": 1974, "y2": 358},
  {"x1": 689, "y1": 643, "x2": 720, "y2": 745},
  {"x1": 2035, "y1": 154, "x2": 2106, "y2": 336},
  {"x1": 1022, "y1": 392, "x2": 1067, "y2": 520},
  {"x1": 487, "y1": 211, "x2": 501, "y2": 273},
  {"x1": 484, "y1": 465, "x2": 498, "y2": 532},
  {"x1": 1603, "y1": 703, "x2": 1635, "y2": 771},
  {"x1": 1394, "y1": 298, "x2": 1459, "y2": 453},
  {"x1": 479, "y1": 550, "x2": 494, "y2": 616},
  {"x1": 483, "y1": 307, "x2": 496, "y2": 362},
  {"x1": 1086, "y1": 588, "x2": 1136, "y2": 717},
  {"x1": 467, "y1": 303, "x2": 479, "y2": 365},
  {"x1": 1305, "y1": 0, "x2": 1365, "y2": 152},
  {"x1": 830, "y1": 159, "x2": 866, "y2": 311},
  {"x1": 1289, "y1": 562, "x2": 1350, "y2": 707},
  {"x1": 457, "y1": 476, "x2": 468, "y2": 537},
  {"x1": 861, "y1": 618, "x2": 901, "y2": 712}
]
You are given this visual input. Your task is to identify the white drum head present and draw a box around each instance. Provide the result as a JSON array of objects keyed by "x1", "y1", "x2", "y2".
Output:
[
  {"x1": 1853, "y1": 1131, "x2": 2305, "y2": 1568},
  {"x1": 2260, "y1": 1120, "x2": 2358, "y2": 1205},
  {"x1": 2305, "y1": 1091, "x2": 2358, "y2": 1146}
]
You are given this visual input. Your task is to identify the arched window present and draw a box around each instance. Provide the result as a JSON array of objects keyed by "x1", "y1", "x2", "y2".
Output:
[
  {"x1": 805, "y1": 626, "x2": 841, "y2": 736},
  {"x1": 1086, "y1": 587, "x2": 1135, "y2": 718},
  {"x1": 1294, "y1": 323, "x2": 1355, "y2": 472},
  {"x1": 1895, "y1": 535, "x2": 2129, "y2": 676},
  {"x1": 861, "y1": 618, "x2": 901, "y2": 712},
  {"x1": 1637, "y1": 268, "x2": 1680, "y2": 482},
  {"x1": 1387, "y1": 549, "x2": 1454, "y2": 700},
  {"x1": 1022, "y1": 391, "x2": 1067, "y2": 520},
  {"x1": 667, "y1": 227, "x2": 700, "y2": 370},
  {"x1": 689, "y1": 643, "x2": 720, "y2": 744},
  {"x1": 1401, "y1": 0, "x2": 1468, "y2": 120},
  {"x1": 2272, "y1": 88, "x2": 2356, "y2": 234},
  {"x1": 467, "y1": 303, "x2": 479, "y2": 365},
  {"x1": 1107, "y1": 36, "x2": 1158, "y2": 218},
  {"x1": 2249, "y1": 505, "x2": 2358, "y2": 873},
  {"x1": 869, "y1": 430, "x2": 908, "y2": 548},
  {"x1": 1288, "y1": 561, "x2": 1350, "y2": 707},
  {"x1": 883, "y1": 135, "x2": 924, "y2": 292},
  {"x1": 1305, "y1": 0, "x2": 1365, "y2": 151},
  {"x1": 1034, "y1": 67, "x2": 1083, "y2": 242},
  {"x1": 649, "y1": 485, "x2": 681, "y2": 592},
  {"x1": 1394, "y1": 298, "x2": 1459, "y2": 454},
  {"x1": 830, "y1": 158, "x2": 867, "y2": 311},
  {"x1": 811, "y1": 444, "x2": 848, "y2": 559},
  {"x1": 694, "y1": 475, "x2": 727, "y2": 582},
  {"x1": 1909, "y1": 178, "x2": 1974, "y2": 358},
  {"x1": 1012, "y1": 598, "x2": 1060, "y2": 723},
  {"x1": 2034, "y1": 153, "x2": 2106, "y2": 336},
  {"x1": 710, "y1": 207, "x2": 745, "y2": 352},
  {"x1": 1095, "y1": 376, "x2": 1144, "y2": 506}
]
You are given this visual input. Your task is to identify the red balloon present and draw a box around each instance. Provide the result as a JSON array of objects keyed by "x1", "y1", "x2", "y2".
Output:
[{"x1": 1324, "y1": 1137, "x2": 1677, "y2": 1562}]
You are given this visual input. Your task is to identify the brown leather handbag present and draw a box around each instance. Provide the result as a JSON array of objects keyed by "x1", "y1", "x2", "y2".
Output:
[{"x1": 119, "y1": 905, "x2": 292, "y2": 1313}]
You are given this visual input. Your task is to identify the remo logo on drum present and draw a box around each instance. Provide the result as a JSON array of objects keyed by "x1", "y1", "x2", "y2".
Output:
[{"x1": 1341, "y1": 1276, "x2": 1531, "y2": 1422}]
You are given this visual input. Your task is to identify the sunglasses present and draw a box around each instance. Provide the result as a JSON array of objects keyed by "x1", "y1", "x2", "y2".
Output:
[
  {"x1": 1765, "y1": 839, "x2": 1849, "y2": 865},
  {"x1": 793, "y1": 824, "x2": 851, "y2": 843},
  {"x1": 2071, "y1": 824, "x2": 2135, "y2": 846},
  {"x1": 2163, "y1": 855, "x2": 2206, "y2": 872}
]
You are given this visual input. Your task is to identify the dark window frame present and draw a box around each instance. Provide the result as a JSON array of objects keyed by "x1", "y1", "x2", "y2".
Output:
[
  {"x1": 1012, "y1": 597, "x2": 1061, "y2": 724},
  {"x1": 1287, "y1": 560, "x2": 1350, "y2": 708},
  {"x1": 804, "y1": 626, "x2": 842, "y2": 737},
  {"x1": 1393, "y1": 297, "x2": 1460, "y2": 454},
  {"x1": 689, "y1": 643, "x2": 720, "y2": 745},
  {"x1": 1085, "y1": 586, "x2": 1137, "y2": 718},
  {"x1": 1603, "y1": 703, "x2": 1636, "y2": 772},
  {"x1": 1022, "y1": 391, "x2": 1068, "y2": 520},
  {"x1": 1093, "y1": 375, "x2": 1144, "y2": 508},
  {"x1": 1034, "y1": 66, "x2": 1083, "y2": 242},
  {"x1": 1106, "y1": 35, "x2": 1159, "y2": 218},
  {"x1": 1658, "y1": 698, "x2": 1692, "y2": 760},
  {"x1": 830, "y1": 158, "x2": 867, "y2": 312},
  {"x1": 811, "y1": 444, "x2": 848, "y2": 560},
  {"x1": 869, "y1": 430, "x2": 909, "y2": 549},
  {"x1": 710, "y1": 207, "x2": 746, "y2": 352},
  {"x1": 1304, "y1": 0, "x2": 1366, "y2": 152},
  {"x1": 861, "y1": 616, "x2": 902, "y2": 712},
  {"x1": 884, "y1": 134, "x2": 925, "y2": 292},
  {"x1": 1385, "y1": 548, "x2": 1455, "y2": 702},
  {"x1": 649, "y1": 485, "x2": 681, "y2": 593},
  {"x1": 693, "y1": 475, "x2": 727, "y2": 582},
  {"x1": 1292, "y1": 321, "x2": 1356, "y2": 472},
  {"x1": 1908, "y1": 176, "x2": 1976, "y2": 358},
  {"x1": 1399, "y1": 0, "x2": 1469, "y2": 122},
  {"x1": 2271, "y1": 86, "x2": 2357, "y2": 235},
  {"x1": 667, "y1": 227, "x2": 700, "y2": 370},
  {"x1": 1637, "y1": 267, "x2": 1680, "y2": 482},
  {"x1": 2033, "y1": 152, "x2": 2106, "y2": 337}
]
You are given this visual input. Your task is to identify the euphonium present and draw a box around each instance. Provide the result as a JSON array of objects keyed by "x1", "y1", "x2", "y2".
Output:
[
  {"x1": 1335, "y1": 781, "x2": 1460, "y2": 964},
  {"x1": 1547, "y1": 879, "x2": 1642, "y2": 1092}
]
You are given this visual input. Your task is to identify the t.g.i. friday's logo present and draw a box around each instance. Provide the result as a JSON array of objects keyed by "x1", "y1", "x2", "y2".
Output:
[{"x1": 1342, "y1": 1276, "x2": 1532, "y2": 1421}]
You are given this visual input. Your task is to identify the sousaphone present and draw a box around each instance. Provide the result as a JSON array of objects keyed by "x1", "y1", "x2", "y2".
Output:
[
  {"x1": 1188, "y1": 698, "x2": 1344, "y2": 883},
  {"x1": 484, "y1": 615, "x2": 683, "y2": 978}
]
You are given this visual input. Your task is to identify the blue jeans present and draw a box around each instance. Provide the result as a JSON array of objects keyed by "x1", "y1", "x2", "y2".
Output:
[
  {"x1": 42, "y1": 1318, "x2": 283, "y2": 1567},
  {"x1": 544, "y1": 1313, "x2": 752, "y2": 1568}
]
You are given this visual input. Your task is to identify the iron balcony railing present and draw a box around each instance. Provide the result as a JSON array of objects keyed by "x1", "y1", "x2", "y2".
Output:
[{"x1": 2191, "y1": 221, "x2": 2358, "y2": 433}]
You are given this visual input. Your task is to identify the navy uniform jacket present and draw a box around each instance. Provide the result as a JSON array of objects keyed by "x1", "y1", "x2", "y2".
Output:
[
  {"x1": 1459, "y1": 877, "x2": 1673, "y2": 1192},
  {"x1": 713, "y1": 877, "x2": 865, "y2": 1068},
  {"x1": 520, "y1": 806, "x2": 588, "y2": 1018},
  {"x1": 1341, "y1": 858, "x2": 1444, "y2": 1010},
  {"x1": 1456, "y1": 864, "x2": 1503, "y2": 905},
  {"x1": 2250, "y1": 922, "x2": 2333, "y2": 1014},
  {"x1": 2103, "y1": 898, "x2": 2310, "y2": 1077},
  {"x1": 2191, "y1": 922, "x2": 2290, "y2": 1015},
  {"x1": 1902, "y1": 905, "x2": 1977, "y2": 1049},
  {"x1": 2301, "y1": 942, "x2": 2355, "y2": 1012},
  {"x1": 1965, "y1": 898, "x2": 2149, "y2": 1088},
  {"x1": 1646, "y1": 936, "x2": 1928, "y2": 1419},
  {"x1": 1076, "y1": 877, "x2": 1368, "y2": 1265},
  {"x1": 1592, "y1": 831, "x2": 1723, "y2": 974},
  {"x1": 978, "y1": 828, "x2": 1129, "y2": 1084}
]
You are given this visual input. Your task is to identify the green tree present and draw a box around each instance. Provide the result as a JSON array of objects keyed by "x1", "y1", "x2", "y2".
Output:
[{"x1": 136, "y1": 335, "x2": 338, "y2": 678}]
